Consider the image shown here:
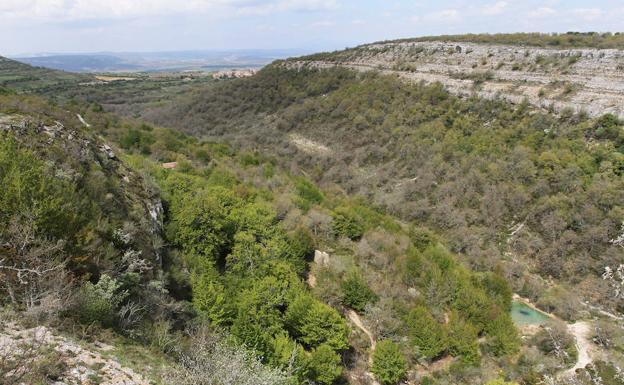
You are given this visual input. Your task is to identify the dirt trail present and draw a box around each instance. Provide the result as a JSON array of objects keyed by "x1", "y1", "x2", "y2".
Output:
[
  {"x1": 583, "y1": 301, "x2": 624, "y2": 321},
  {"x1": 347, "y1": 310, "x2": 376, "y2": 356},
  {"x1": 564, "y1": 321, "x2": 594, "y2": 376},
  {"x1": 514, "y1": 294, "x2": 599, "y2": 377},
  {"x1": 76, "y1": 113, "x2": 91, "y2": 127},
  {"x1": 346, "y1": 310, "x2": 380, "y2": 385},
  {"x1": 289, "y1": 134, "x2": 332, "y2": 156}
]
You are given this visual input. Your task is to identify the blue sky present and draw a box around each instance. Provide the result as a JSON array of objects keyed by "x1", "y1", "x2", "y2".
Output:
[{"x1": 1, "y1": 0, "x2": 622, "y2": 55}]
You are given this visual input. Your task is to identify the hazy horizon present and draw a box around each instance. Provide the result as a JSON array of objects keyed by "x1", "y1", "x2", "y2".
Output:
[
  {"x1": 8, "y1": 48, "x2": 310, "y2": 73},
  {"x1": 2, "y1": 1, "x2": 623, "y2": 56},
  {"x1": 8, "y1": 48, "x2": 313, "y2": 59}
]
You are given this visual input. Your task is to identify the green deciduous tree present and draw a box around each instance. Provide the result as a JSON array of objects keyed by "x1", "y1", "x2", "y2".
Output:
[
  {"x1": 229, "y1": 201, "x2": 276, "y2": 239},
  {"x1": 0, "y1": 136, "x2": 83, "y2": 242},
  {"x1": 294, "y1": 177, "x2": 324, "y2": 211},
  {"x1": 452, "y1": 278, "x2": 493, "y2": 333},
  {"x1": 447, "y1": 312, "x2": 480, "y2": 365},
  {"x1": 479, "y1": 271, "x2": 513, "y2": 311},
  {"x1": 192, "y1": 273, "x2": 232, "y2": 326},
  {"x1": 76, "y1": 274, "x2": 127, "y2": 327},
  {"x1": 168, "y1": 186, "x2": 237, "y2": 267},
  {"x1": 268, "y1": 333, "x2": 306, "y2": 377},
  {"x1": 341, "y1": 271, "x2": 378, "y2": 312},
  {"x1": 226, "y1": 231, "x2": 268, "y2": 274},
  {"x1": 485, "y1": 313, "x2": 520, "y2": 356},
  {"x1": 331, "y1": 207, "x2": 365, "y2": 240},
  {"x1": 285, "y1": 294, "x2": 349, "y2": 351},
  {"x1": 371, "y1": 340, "x2": 408, "y2": 385},
  {"x1": 406, "y1": 306, "x2": 448, "y2": 360},
  {"x1": 304, "y1": 344, "x2": 342, "y2": 385}
]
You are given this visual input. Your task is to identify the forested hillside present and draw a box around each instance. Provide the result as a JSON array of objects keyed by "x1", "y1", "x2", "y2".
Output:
[
  {"x1": 0, "y1": 86, "x2": 528, "y2": 384},
  {"x1": 1, "y1": 46, "x2": 623, "y2": 385},
  {"x1": 76, "y1": 65, "x2": 624, "y2": 318}
]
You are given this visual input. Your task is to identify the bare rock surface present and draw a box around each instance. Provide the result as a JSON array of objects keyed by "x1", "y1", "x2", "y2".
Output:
[
  {"x1": 290, "y1": 134, "x2": 332, "y2": 156},
  {"x1": 0, "y1": 322, "x2": 151, "y2": 385},
  {"x1": 313, "y1": 250, "x2": 331, "y2": 267},
  {"x1": 286, "y1": 41, "x2": 624, "y2": 117}
]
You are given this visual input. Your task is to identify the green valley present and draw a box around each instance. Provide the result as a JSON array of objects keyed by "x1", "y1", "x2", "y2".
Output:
[{"x1": 1, "y1": 31, "x2": 623, "y2": 385}]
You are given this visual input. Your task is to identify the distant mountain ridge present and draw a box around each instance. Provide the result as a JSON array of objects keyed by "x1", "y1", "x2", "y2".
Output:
[
  {"x1": 15, "y1": 54, "x2": 141, "y2": 72},
  {"x1": 0, "y1": 55, "x2": 91, "y2": 92}
]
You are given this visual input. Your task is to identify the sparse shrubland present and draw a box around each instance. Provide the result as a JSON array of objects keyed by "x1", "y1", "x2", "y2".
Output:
[{"x1": 380, "y1": 32, "x2": 624, "y2": 50}]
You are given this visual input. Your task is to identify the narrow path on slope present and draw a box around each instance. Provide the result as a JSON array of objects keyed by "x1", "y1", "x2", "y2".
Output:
[
  {"x1": 307, "y1": 265, "x2": 380, "y2": 383},
  {"x1": 77, "y1": 113, "x2": 91, "y2": 127},
  {"x1": 345, "y1": 309, "x2": 380, "y2": 385},
  {"x1": 583, "y1": 301, "x2": 624, "y2": 321},
  {"x1": 347, "y1": 309, "x2": 376, "y2": 360},
  {"x1": 564, "y1": 321, "x2": 594, "y2": 377}
]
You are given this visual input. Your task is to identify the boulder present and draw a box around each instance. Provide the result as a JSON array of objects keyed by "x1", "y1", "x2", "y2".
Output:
[
  {"x1": 314, "y1": 250, "x2": 330, "y2": 267},
  {"x1": 100, "y1": 144, "x2": 116, "y2": 159}
]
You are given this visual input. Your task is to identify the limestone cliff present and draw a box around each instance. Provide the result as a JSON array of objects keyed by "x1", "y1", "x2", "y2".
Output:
[{"x1": 286, "y1": 40, "x2": 624, "y2": 117}]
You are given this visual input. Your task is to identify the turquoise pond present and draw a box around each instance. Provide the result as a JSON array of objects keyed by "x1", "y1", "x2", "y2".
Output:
[{"x1": 510, "y1": 301, "x2": 551, "y2": 326}]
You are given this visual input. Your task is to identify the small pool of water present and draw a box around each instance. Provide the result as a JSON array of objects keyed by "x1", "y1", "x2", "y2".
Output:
[{"x1": 510, "y1": 301, "x2": 551, "y2": 326}]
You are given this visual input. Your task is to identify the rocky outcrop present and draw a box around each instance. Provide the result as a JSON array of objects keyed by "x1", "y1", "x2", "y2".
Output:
[
  {"x1": 0, "y1": 113, "x2": 165, "y2": 275},
  {"x1": 313, "y1": 250, "x2": 330, "y2": 267},
  {"x1": 212, "y1": 69, "x2": 257, "y2": 79},
  {"x1": 287, "y1": 41, "x2": 624, "y2": 117},
  {"x1": 290, "y1": 134, "x2": 332, "y2": 156},
  {"x1": 0, "y1": 322, "x2": 151, "y2": 385}
]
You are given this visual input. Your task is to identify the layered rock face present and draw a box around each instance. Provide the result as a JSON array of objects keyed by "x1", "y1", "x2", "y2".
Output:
[{"x1": 288, "y1": 41, "x2": 624, "y2": 117}]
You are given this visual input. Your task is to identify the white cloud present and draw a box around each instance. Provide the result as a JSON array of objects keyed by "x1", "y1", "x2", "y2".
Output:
[
  {"x1": 277, "y1": 0, "x2": 337, "y2": 11},
  {"x1": 528, "y1": 6, "x2": 556, "y2": 18},
  {"x1": 0, "y1": 0, "x2": 338, "y2": 21},
  {"x1": 256, "y1": 23, "x2": 276, "y2": 31},
  {"x1": 482, "y1": 1, "x2": 507, "y2": 16},
  {"x1": 309, "y1": 19, "x2": 335, "y2": 27},
  {"x1": 571, "y1": 8, "x2": 602, "y2": 22},
  {"x1": 424, "y1": 9, "x2": 460, "y2": 23},
  {"x1": 235, "y1": 0, "x2": 338, "y2": 15}
]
